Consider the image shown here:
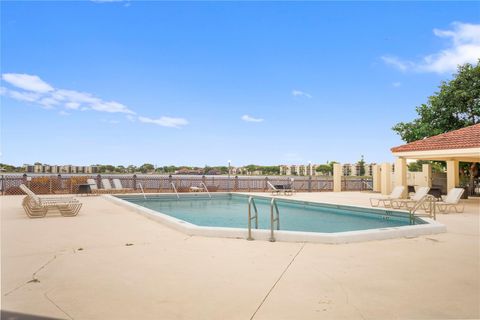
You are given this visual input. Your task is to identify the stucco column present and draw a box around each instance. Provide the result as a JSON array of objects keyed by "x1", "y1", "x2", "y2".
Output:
[
  {"x1": 422, "y1": 164, "x2": 432, "y2": 188},
  {"x1": 446, "y1": 160, "x2": 459, "y2": 191},
  {"x1": 372, "y1": 164, "x2": 381, "y2": 192},
  {"x1": 395, "y1": 157, "x2": 408, "y2": 198},
  {"x1": 380, "y1": 163, "x2": 392, "y2": 195},
  {"x1": 333, "y1": 163, "x2": 342, "y2": 192}
]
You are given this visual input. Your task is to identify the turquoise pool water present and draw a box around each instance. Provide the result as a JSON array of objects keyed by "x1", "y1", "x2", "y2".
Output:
[{"x1": 116, "y1": 194, "x2": 424, "y2": 233}]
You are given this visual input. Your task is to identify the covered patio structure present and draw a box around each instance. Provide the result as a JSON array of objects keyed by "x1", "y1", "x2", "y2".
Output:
[{"x1": 391, "y1": 124, "x2": 480, "y2": 196}]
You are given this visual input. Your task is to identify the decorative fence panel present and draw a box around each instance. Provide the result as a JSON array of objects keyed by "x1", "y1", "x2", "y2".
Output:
[{"x1": 0, "y1": 174, "x2": 371, "y2": 195}]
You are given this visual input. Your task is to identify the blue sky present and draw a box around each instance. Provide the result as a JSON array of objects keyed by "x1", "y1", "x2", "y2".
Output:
[{"x1": 1, "y1": 1, "x2": 479, "y2": 167}]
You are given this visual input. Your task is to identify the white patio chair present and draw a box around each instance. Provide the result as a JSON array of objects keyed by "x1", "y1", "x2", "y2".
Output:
[
  {"x1": 19, "y1": 184, "x2": 82, "y2": 218},
  {"x1": 390, "y1": 187, "x2": 431, "y2": 210},
  {"x1": 436, "y1": 188, "x2": 465, "y2": 213},
  {"x1": 370, "y1": 186, "x2": 405, "y2": 207}
]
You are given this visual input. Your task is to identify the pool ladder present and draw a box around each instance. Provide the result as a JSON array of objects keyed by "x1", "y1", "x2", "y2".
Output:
[
  {"x1": 170, "y1": 182, "x2": 180, "y2": 199},
  {"x1": 200, "y1": 182, "x2": 212, "y2": 198},
  {"x1": 137, "y1": 183, "x2": 147, "y2": 200},
  {"x1": 247, "y1": 197, "x2": 258, "y2": 241},
  {"x1": 408, "y1": 194, "x2": 436, "y2": 223},
  {"x1": 247, "y1": 197, "x2": 280, "y2": 242}
]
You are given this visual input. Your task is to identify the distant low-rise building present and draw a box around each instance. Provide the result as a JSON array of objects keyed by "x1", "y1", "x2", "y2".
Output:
[{"x1": 23, "y1": 164, "x2": 99, "y2": 174}]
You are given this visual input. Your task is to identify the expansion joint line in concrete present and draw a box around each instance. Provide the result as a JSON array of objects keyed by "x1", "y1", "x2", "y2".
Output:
[
  {"x1": 44, "y1": 291, "x2": 74, "y2": 320},
  {"x1": 3, "y1": 254, "x2": 59, "y2": 297},
  {"x1": 249, "y1": 242, "x2": 306, "y2": 320}
]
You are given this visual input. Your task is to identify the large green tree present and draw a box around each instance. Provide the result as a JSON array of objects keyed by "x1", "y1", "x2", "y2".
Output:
[
  {"x1": 393, "y1": 61, "x2": 480, "y2": 142},
  {"x1": 393, "y1": 61, "x2": 480, "y2": 193}
]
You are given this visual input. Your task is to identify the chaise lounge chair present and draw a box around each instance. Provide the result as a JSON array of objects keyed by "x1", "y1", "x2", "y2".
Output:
[
  {"x1": 369, "y1": 186, "x2": 405, "y2": 207},
  {"x1": 435, "y1": 188, "x2": 465, "y2": 213},
  {"x1": 113, "y1": 178, "x2": 133, "y2": 193},
  {"x1": 389, "y1": 186, "x2": 431, "y2": 210},
  {"x1": 87, "y1": 178, "x2": 103, "y2": 194},
  {"x1": 20, "y1": 184, "x2": 82, "y2": 218},
  {"x1": 102, "y1": 178, "x2": 119, "y2": 193},
  {"x1": 267, "y1": 181, "x2": 281, "y2": 195}
]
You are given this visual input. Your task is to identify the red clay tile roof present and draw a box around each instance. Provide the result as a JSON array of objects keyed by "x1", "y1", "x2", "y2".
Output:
[{"x1": 391, "y1": 124, "x2": 480, "y2": 153}]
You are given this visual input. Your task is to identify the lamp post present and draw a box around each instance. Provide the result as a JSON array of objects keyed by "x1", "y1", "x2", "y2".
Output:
[{"x1": 228, "y1": 160, "x2": 231, "y2": 192}]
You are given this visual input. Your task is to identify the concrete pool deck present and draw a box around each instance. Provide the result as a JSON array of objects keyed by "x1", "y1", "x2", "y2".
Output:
[{"x1": 1, "y1": 192, "x2": 479, "y2": 319}]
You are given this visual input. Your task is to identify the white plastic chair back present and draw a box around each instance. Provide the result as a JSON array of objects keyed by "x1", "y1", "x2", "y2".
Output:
[
  {"x1": 390, "y1": 186, "x2": 405, "y2": 199},
  {"x1": 267, "y1": 181, "x2": 278, "y2": 191},
  {"x1": 112, "y1": 179, "x2": 123, "y2": 190},
  {"x1": 87, "y1": 179, "x2": 98, "y2": 190},
  {"x1": 102, "y1": 179, "x2": 113, "y2": 190},
  {"x1": 411, "y1": 187, "x2": 430, "y2": 201},
  {"x1": 445, "y1": 188, "x2": 464, "y2": 204},
  {"x1": 19, "y1": 184, "x2": 41, "y2": 205}
]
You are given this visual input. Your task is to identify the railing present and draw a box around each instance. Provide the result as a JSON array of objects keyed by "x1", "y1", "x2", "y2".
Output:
[
  {"x1": 170, "y1": 182, "x2": 180, "y2": 199},
  {"x1": 269, "y1": 198, "x2": 280, "y2": 242},
  {"x1": 0, "y1": 174, "x2": 372, "y2": 195},
  {"x1": 408, "y1": 195, "x2": 437, "y2": 223},
  {"x1": 200, "y1": 182, "x2": 211, "y2": 198},
  {"x1": 137, "y1": 183, "x2": 147, "y2": 200},
  {"x1": 247, "y1": 196, "x2": 259, "y2": 241}
]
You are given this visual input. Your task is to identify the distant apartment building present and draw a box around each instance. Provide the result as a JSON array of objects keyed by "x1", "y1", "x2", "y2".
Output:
[
  {"x1": 342, "y1": 163, "x2": 376, "y2": 176},
  {"x1": 24, "y1": 164, "x2": 98, "y2": 174},
  {"x1": 279, "y1": 164, "x2": 317, "y2": 176}
]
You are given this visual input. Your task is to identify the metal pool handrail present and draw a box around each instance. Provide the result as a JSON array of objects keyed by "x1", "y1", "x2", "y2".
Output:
[
  {"x1": 200, "y1": 182, "x2": 211, "y2": 198},
  {"x1": 270, "y1": 198, "x2": 280, "y2": 242},
  {"x1": 170, "y1": 182, "x2": 180, "y2": 199},
  {"x1": 247, "y1": 196, "x2": 258, "y2": 240},
  {"x1": 137, "y1": 183, "x2": 147, "y2": 200},
  {"x1": 409, "y1": 194, "x2": 436, "y2": 223}
]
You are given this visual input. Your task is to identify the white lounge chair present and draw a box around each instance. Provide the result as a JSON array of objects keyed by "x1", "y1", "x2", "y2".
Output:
[
  {"x1": 87, "y1": 178, "x2": 102, "y2": 194},
  {"x1": 101, "y1": 179, "x2": 114, "y2": 193},
  {"x1": 390, "y1": 187, "x2": 431, "y2": 209},
  {"x1": 436, "y1": 188, "x2": 465, "y2": 213},
  {"x1": 112, "y1": 178, "x2": 132, "y2": 193},
  {"x1": 19, "y1": 184, "x2": 82, "y2": 218},
  {"x1": 370, "y1": 186, "x2": 405, "y2": 207},
  {"x1": 267, "y1": 181, "x2": 281, "y2": 195}
]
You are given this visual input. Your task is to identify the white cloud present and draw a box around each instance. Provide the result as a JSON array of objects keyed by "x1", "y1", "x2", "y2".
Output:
[
  {"x1": 382, "y1": 22, "x2": 480, "y2": 74},
  {"x1": 59, "y1": 110, "x2": 70, "y2": 116},
  {"x1": 392, "y1": 82, "x2": 402, "y2": 88},
  {"x1": 292, "y1": 90, "x2": 312, "y2": 98},
  {"x1": 65, "y1": 102, "x2": 81, "y2": 110},
  {"x1": 241, "y1": 114, "x2": 264, "y2": 122},
  {"x1": 2, "y1": 73, "x2": 53, "y2": 93},
  {"x1": 1, "y1": 73, "x2": 188, "y2": 128},
  {"x1": 1, "y1": 87, "x2": 41, "y2": 102},
  {"x1": 381, "y1": 56, "x2": 413, "y2": 72},
  {"x1": 138, "y1": 116, "x2": 189, "y2": 128},
  {"x1": 1, "y1": 74, "x2": 134, "y2": 114}
]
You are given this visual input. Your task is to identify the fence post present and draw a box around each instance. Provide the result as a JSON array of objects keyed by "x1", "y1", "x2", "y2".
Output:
[
  {"x1": 57, "y1": 174, "x2": 62, "y2": 194},
  {"x1": 96, "y1": 174, "x2": 101, "y2": 190},
  {"x1": 49, "y1": 176, "x2": 53, "y2": 194},
  {"x1": 234, "y1": 176, "x2": 239, "y2": 191},
  {"x1": 308, "y1": 175, "x2": 312, "y2": 192},
  {"x1": 202, "y1": 175, "x2": 206, "y2": 186},
  {"x1": 133, "y1": 174, "x2": 137, "y2": 190},
  {"x1": 264, "y1": 177, "x2": 269, "y2": 192}
]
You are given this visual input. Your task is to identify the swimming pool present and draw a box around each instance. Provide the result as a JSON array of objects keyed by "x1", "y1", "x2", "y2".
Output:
[{"x1": 109, "y1": 193, "x2": 446, "y2": 243}]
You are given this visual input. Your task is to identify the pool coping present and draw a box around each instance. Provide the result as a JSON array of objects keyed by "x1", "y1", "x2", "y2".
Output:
[{"x1": 104, "y1": 193, "x2": 447, "y2": 244}]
